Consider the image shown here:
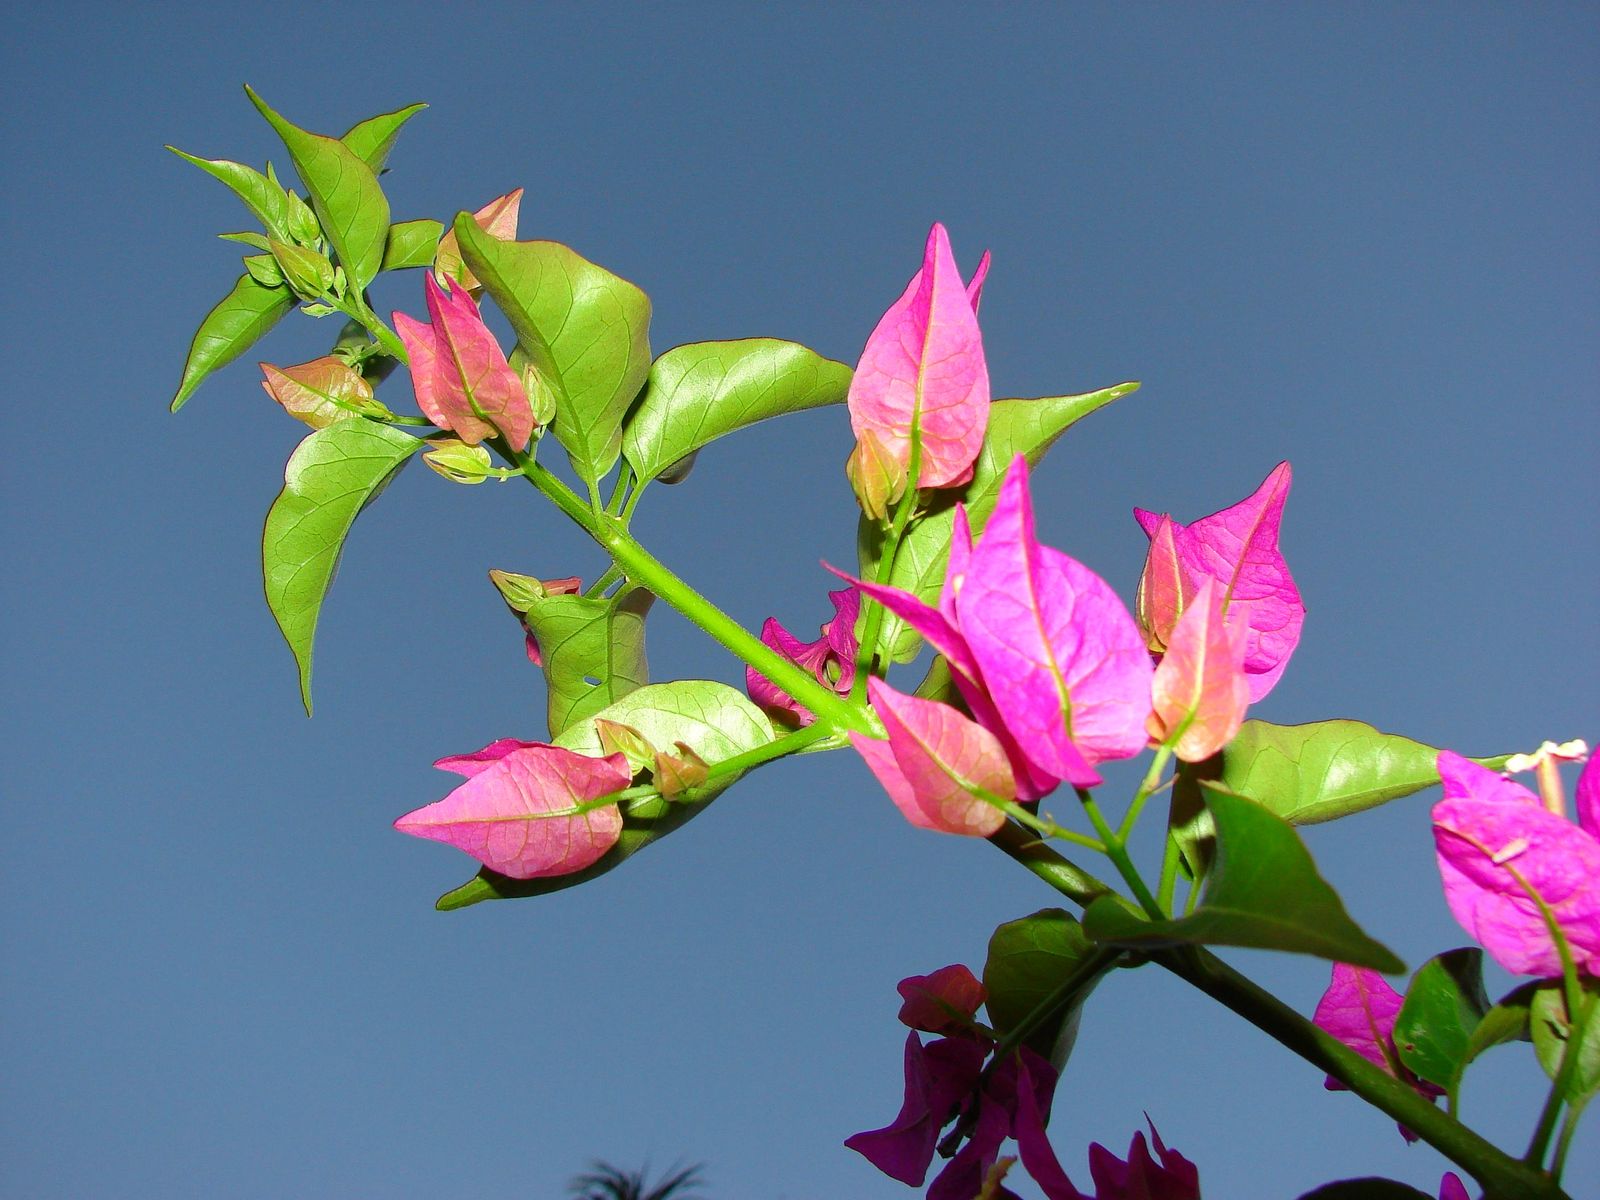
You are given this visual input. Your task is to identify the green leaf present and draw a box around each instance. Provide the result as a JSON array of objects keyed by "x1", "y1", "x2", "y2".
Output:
[
  {"x1": 982, "y1": 908, "x2": 1108, "y2": 1071},
  {"x1": 168, "y1": 147, "x2": 291, "y2": 239},
  {"x1": 339, "y1": 101, "x2": 426, "y2": 172},
  {"x1": 454, "y1": 215, "x2": 652, "y2": 484},
  {"x1": 621, "y1": 339, "x2": 852, "y2": 485},
  {"x1": 1084, "y1": 786, "x2": 1404, "y2": 972},
  {"x1": 1297, "y1": 1182, "x2": 1436, "y2": 1200},
  {"x1": 1393, "y1": 948, "x2": 1490, "y2": 1092},
  {"x1": 170, "y1": 273, "x2": 295, "y2": 412},
  {"x1": 1183, "y1": 719, "x2": 1511, "y2": 825},
  {"x1": 380, "y1": 218, "x2": 444, "y2": 271},
  {"x1": 246, "y1": 86, "x2": 391, "y2": 293},
  {"x1": 1168, "y1": 720, "x2": 1511, "y2": 880},
  {"x1": 436, "y1": 681, "x2": 772, "y2": 908},
  {"x1": 858, "y1": 384, "x2": 1136, "y2": 660},
  {"x1": 1531, "y1": 979, "x2": 1600, "y2": 1106},
  {"x1": 262, "y1": 420, "x2": 421, "y2": 712},
  {"x1": 243, "y1": 253, "x2": 285, "y2": 288},
  {"x1": 523, "y1": 587, "x2": 653, "y2": 737}
]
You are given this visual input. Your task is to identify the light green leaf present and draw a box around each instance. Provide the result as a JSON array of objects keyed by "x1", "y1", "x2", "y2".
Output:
[
  {"x1": 339, "y1": 102, "x2": 426, "y2": 172},
  {"x1": 437, "y1": 681, "x2": 771, "y2": 909},
  {"x1": 622, "y1": 339, "x2": 852, "y2": 485},
  {"x1": 246, "y1": 86, "x2": 391, "y2": 293},
  {"x1": 168, "y1": 147, "x2": 291, "y2": 239},
  {"x1": 523, "y1": 587, "x2": 653, "y2": 737},
  {"x1": 1084, "y1": 786, "x2": 1403, "y2": 972},
  {"x1": 1393, "y1": 948, "x2": 1490, "y2": 1092},
  {"x1": 454, "y1": 215, "x2": 652, "y2": 484},
  {"x1": 1531, "y1": 979, "x2": 1600, "y2": 1106},
  {"x1": 262, "y1": 420, "x2": 421, "y2": 712},
  {"x1": 380, "y1": 218, "x2": 444, "y2": 271},
  {"x1": 859, "y1": 384, "x2": 1137, "y2": 661},
  {"x1": 170, "y1": 273, "x2": 295, "y2": 412},
  {"x1": 983, "y1": 908, "x2": 1108, "y2": 1071},
  {"x1": 1168, "y1": 720, "x2": 1511, "y2": 880},
  {"x1": 243, "y1": 253, "x2": 285, "y2": 288}
]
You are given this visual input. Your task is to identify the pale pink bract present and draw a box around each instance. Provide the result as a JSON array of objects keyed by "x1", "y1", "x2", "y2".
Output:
[
  {"x1": 848, "y1": 223, "x2": 991, "y2": 490},
  {"x1": 1146, "y1": 576, "x2": 1251, "y2": 762},
  {"x1": 1135, "y1": 461, "x2": 1304, "y2": 702},
  {"x1": 394, "y1": 740, "x2": 631, "y2": 878}
]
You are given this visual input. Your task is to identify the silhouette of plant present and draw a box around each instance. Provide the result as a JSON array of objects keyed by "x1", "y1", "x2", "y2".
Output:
[{"x1": 567, "y1": 1161, "x2": 705, "y2": 1200}]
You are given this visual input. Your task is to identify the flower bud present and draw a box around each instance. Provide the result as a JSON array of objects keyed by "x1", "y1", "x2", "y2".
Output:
[
  {"x1": 846, "y1": 428, "x2": 907, "y2": 521},
  {"x1": 487, "y1": 569, "x2": 583, "y2": 615},
  {"x1": 269, "y1": 239, "x2": 336, "y2": 299},
  {"x1": 514, "y1": 350, "x2": 559, "y2": 428},
  {"x1": 423, "y1": 439, "x2": 494, "y2": 484}
]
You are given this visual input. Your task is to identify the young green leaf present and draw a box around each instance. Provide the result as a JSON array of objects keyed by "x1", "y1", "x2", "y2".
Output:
[
  {"x1": 436, "y1": 681, "x2": 771, "y2": 908},
  {"x1": 339, "y1": 101, "x2": 426, "y2": 172},
  {"x1": 1181, "y1": 720, "x2": 1513, "y2": 825},
  {"x1": 171, "y1": 273, "x2": 295, "y2": 412},
  {"x1": 1084, "y1": 786, "x2": 1404, "y2": 971},
  {"x1": 167, "y1": 147, "x2": 291, "y2": 239},
  {"x1": 380, "y1": 218, "x2": 444, "y2": 271},
  {"x1": 521, "y1": 586, "x2": 653, "y2": 737},
  {"x1": 1531, "y1": 980, "x2": 1600, "y2": 1106},
  {"x1": 982, "y1": 908, "x2": 1108, "y2": 1070},
  {"x1": 453, "y1": 215, "x2": 652, "y2": 484},
  {"x1": 859, "y1": 385, "x2": 1137, "y2": 661},
  {"x1": 245, "y1": 86, "x2": 391, "y2": 293},
  {"x1": 622, "y1": 339, "x2": 852, "y2": 485},
  {"x1": 262, "y1": 420, "x2": 421, "y2": 712},
  {"x1": 1393, "y1": 948, "x2": 1490, "y2": 1092}
]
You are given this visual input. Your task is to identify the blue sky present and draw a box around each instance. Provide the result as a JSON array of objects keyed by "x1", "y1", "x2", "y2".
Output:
[{"x1": 3, "y1": 3, "x2": 1596, "y2": 1196}]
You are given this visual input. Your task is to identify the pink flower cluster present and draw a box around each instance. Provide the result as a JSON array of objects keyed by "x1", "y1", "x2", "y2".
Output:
[{"x1": 847, "y1": 966, "x2": 1199, "y2": 1200}]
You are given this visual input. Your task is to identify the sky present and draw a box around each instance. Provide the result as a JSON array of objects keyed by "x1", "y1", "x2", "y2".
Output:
[{"x1": 3, "y1": 3, "x2": 1596, "y2": 1197}]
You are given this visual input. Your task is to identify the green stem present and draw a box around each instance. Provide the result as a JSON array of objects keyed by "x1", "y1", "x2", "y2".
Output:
[
  {"x1": 340, "y1": 293, "x2": 410, "y2": 364},
  {"x1": 1078, "y1": 788, "x2": 1165, "y2": 918},
  {"x1": 506, "y1": 449, "x2": 874, "y2": 736},
  {"x1": 583, "y1": 564, "x2": 624, "y2": 599},
  {"x1": 986, "y1": 821, "x2": 1120, "y2": 908},
  {"x1": 1551, "y1": 1102, "x2": 1584, "y2": 1178},
  {"x1": 1157, "y1": 948, "x2": 1569, "y2": 1200},
  {"x1": 1156, "y1": 830, "x2": 1184, "y2": 915},
  {"x1": 605, "y1": 467, "x2": 634, "y2": 518},
  {"x1": 1118, "y1": 745, "x2": 1173, "y2": 843},
  {"x1": 850, "y1": 443, "x2": 923, "y2": 705}
]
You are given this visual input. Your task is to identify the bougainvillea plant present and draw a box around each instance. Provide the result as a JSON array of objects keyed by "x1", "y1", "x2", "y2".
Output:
[{"x1": 167, "y1": 91, "x2": 1594, "y2": 1200}]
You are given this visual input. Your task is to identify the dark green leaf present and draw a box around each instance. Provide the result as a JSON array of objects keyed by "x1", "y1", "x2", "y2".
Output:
[
  {"x1": 982, "y1": 908, "x2": 1107, "y2": 1071},
  {"x1": 1394, "y1": 948, "x2": 1490, "y2": 1091},
  {"x1": 523, "y1": 587, "x2": 653, "y2": 737},
  {"x1": 621, "y1": 339, "x2": 852, "y2": 485},
  {"x1": 381, "y1": 218, "x2": 444, "y2": 271},
  {"x1": 454, "y1": 215, "x2": 652, "y2": 484},
  {"x1": 436, "y1": 681, "x2": 772, "y2": 908},
  {"x1": 262, "y1": 420, "x2": 421, "y2": 712},
  {"x1": 859, "y1": 384, "x2": 1137, "y2": 660},
  {"x1": 1531, "y1": 980, "x2": 1600, "y2": 1105},
  {"x1": 170, "y1": 273, "x2": 294, "y2": 412},
  {"x1": 1449, "y1": 982, "x2": 1536, "y2": 1097},
  {"x1": 168, "y1": 147, "x2": 291, "y2": 239},
  {"x1": 1297, "y1": 1181, "x2": 1436, "y2": 1200},
  {"x1": 339, "y1": 101, "x2": 426, "y2": 171},
  {"x1": 1084, "y1": 786, "x2": 1403, "y2": 971},
  {"x1": 246, "y1": 86, "x2": 391, "y2": 292}
]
